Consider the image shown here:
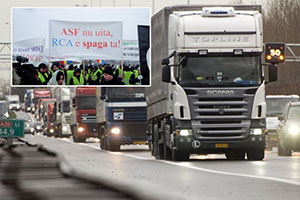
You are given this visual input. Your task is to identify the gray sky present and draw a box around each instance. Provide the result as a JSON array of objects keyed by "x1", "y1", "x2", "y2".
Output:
[{"x1": 12, "y1": 8, "x2": 150, "y2": 43}]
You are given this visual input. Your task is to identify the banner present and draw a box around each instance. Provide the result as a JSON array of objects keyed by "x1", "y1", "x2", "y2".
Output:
[
  {"x1": 12, "y1": 38, "x2": 45, "y2": 65},
  {"x1": 123, "y1": 40, "x2": 139, "y2": 61},
  {"x1": 138, "y1": 25, "x2": 150, "y2": 85},
  {"x1": 49, "y1": 20, "x2": 123, "y2": 60}
]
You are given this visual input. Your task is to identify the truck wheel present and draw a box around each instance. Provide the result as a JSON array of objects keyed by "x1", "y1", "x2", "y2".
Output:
[
  {"x1": 225, "y1": 150, "x2": 245, "y2": 160},
  {"x1": 163, "y1": 120, "x2": 172, "y2": 160},
  {"x1": 153, "y1": 123, "x2": 164, "y2": 159},
  {"x1": 247, "y1": 148, "x2": 265, "y2": 160},
  {"x1": 277, "y1": 142, "x2": 284, "y2": 156},
  {"x1": 172, "y1": 150, "x2": 189, "y2": 161},
  {"x1": 282, "y1": 141, "x2": 292, "y2": 156}
]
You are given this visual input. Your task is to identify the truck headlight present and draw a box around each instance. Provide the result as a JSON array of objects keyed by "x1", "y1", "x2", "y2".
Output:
[
  {"x1": 287, "y1": 125, "x2": 300, "y2": 136},
  {"x1": 27, "y1": 107, "x2": 31, "y2": 111},
  {"x1": 37, "y1": 126, "x2": 41, "y2": 130},
  {"x1": 31, "y1": 128, "x2": 34, "y2": 132},
  {"x1": 32, "y1": 107, "x2": 35, "y2": 111},
  {"x1": 111, "y1": 127, "x2": 120, "y2": 135},
  {"x1": 176, "y1": 129, "x2": 193, "y2": 136},
  {"x1": 17, "y1": 105, "x2": 20, "y2": 109},
  {"x1": 63, "y1": 125, "x2": 69, "y2": 131},
  {"x1": 250, "y1": 128, "x2": 263, "y2": 135},
  {"x1": 50, "y1": 129, "x2": 54, "y2": 133},
  {"x1": 9, "y1": 106, "x2": 12, "y2": 109},
  {"x1": 26, "y1": 124, "x2": 30, "y2": 127},
  {"x1": 78, "y1": 127, "x2": 84, "y2": 132}
]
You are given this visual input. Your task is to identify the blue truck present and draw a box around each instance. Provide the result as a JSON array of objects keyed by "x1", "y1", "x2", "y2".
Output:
[{"x1": 96, "y1": 87, "x2": 149, "y2": 151}]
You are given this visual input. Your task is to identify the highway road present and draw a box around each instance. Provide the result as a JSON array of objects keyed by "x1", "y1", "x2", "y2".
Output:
[{"x1": 22, "y1": 133, "x2": 300, "y2": 200}]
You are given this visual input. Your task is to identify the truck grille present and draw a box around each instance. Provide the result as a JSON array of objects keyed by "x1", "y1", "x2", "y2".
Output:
[
  {"x1": 122, "y1": 122, "x2": 148, "y2": 138},
  {"x1": 124, "y1": 107, "x2": 147, "y2": 121},
  {"x1": 81, "y1": 114, "x2": 96, "y2": 123},
  {"x1": 185, "y1": 87, "x2": 257, "y2": 140}
]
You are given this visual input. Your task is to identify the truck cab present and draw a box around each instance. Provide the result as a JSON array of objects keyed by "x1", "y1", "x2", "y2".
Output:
[
  {"x1": 70, "y1": 87, "x2": 97, "y2": 143},
  {"x1": 5, "y1": 95, "x2": 20, "y2": 111},
  {"x1": 97, "y1": 87, "x2": 148, "y2": 151}
]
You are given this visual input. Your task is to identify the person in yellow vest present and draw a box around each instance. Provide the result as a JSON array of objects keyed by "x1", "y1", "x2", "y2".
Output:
[
  {"x1": 66, "y1": 64, "x2": 74, "y2": 85},
  {"x1": 69, "y1": 68, "x2": 86, "y2": 85},
  {"x1": 88, "y1": 65, "x2": 102, "y2": 85},
  {"x1": 37, "y1": 63, "x2": 50, "y2": 85}
]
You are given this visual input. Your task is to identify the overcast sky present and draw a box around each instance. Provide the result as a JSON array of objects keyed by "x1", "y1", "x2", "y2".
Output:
[{"x1": 12, "y1": 8, "x2": 150, "y2": 43}]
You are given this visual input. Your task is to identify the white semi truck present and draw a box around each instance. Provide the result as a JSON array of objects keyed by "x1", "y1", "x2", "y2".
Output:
[
  {"x1": 147, "y1": 5, "x2": 278, "y2": 161},
  {"x1": 53, "y1": 88, "x2": 71, "y2": 137}
]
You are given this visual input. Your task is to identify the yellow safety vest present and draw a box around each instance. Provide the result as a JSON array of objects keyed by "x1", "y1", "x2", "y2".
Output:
[
  {"x1": 122, "y1": 71, "x2": 132, "y2": 85},
  {"x1": 72, "y1": 74, "x2": 84, "y2": 85},
  {"x1": 66, "y1": 70, "x2": 74, "y2": 85},
  {"x1": 38, "y1": 72, "x2": 49, "y2": 84}
]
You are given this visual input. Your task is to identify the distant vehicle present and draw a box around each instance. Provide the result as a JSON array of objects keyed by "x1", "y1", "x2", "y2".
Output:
[
  {"x1": 70, "y1": 87, "x2": 97, "y2": 142},
  {"x1": 33, "y1": 89, "x2": 51, "y2": 114},
  {"x1": 34, "y1": 121, "x2": 43, "y2": 133},
  {"x1": 18, "y1": 114, "x2": 35, "y2": 134},
  {"x1": 46, "y1": 103, "x2": 55, "y2": 136},
  {"x1": 96, "y1": 87, "x2": 149, "y2": 151},
  {"x1": 5, "y1": 95, "x2": 20, "y2": 111},
  {"x1": 24, "y1": 89, "x2": 34, "y2": 113},
  {"x1": 266, "y1": 95, "x2": 300, "y2": 150},
  {"x1": 277, "y1": 102, "x2": 300, "y2": 156}
]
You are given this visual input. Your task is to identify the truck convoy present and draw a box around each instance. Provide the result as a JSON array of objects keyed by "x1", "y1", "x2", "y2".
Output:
[
  {"x1": 96, "y1": 87, "x2": 148, "y2": 151},
  {"x1": 52, "y1": 88, "x2": 71, "y2": 137},
  {"x1": 70, "y1": 87, "x2": 97, "y2": 142},
  {"x1": 5, "y1": 95, "x2": 20, "y2": 111},
  {"x1": 148, "y1": 5, "x2": 278, "y2": 161},
  {"x1": 266, "y1": 95, "x2": 299, "y2": 150}
]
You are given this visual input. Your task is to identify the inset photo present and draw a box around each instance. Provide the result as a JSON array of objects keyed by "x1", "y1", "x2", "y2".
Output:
[{"x1": 12, "y1": 7, "x2": 150, "y2": 86}]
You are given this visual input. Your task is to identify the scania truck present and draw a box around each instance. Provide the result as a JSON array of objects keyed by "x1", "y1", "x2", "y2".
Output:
[
  {"x1": 147, "y1": 5, "x2": 278, "y2": 161},
  {"x1": 96, "y1": 87, "x2": 148, "y2": 151},
  {"x1": 70, "y1": 87, "x2": 97, "y2": 143}
]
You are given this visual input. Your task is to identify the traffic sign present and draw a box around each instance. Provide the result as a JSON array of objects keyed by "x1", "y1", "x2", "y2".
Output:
[
  {"x1": 265, "y1": 43, "x2": 286, "y2": 63},
  {"x1": 0, "y1": 119, "x2": 24, "y2": 138}
]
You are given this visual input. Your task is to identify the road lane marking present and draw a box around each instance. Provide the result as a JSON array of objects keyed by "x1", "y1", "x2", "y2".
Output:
[{"x1": 49, "y1": 137, "x2": 300, "y2": 186}]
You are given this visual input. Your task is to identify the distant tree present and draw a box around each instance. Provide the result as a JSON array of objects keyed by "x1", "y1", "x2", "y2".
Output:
[
  {"x1": 263, "y1": 0, "x2": 300, "y2": 95},
  {"x1": 0, "y1": 78, "x2": 10, "y2": 97}
]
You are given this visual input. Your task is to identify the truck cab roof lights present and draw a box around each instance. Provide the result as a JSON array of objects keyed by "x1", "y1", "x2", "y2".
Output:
[
  {"x1": 234, "y1": 49, "x2": 243, "y2": 55},
  {"x1": 202, "y1": 7, "x2": 236, "y2": 17}
]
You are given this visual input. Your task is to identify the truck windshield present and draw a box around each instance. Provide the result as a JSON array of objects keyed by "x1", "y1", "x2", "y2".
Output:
[
  {"x1": 78, "y1": 96, "x2": 96, "y2": 109},
  {"x1": 9, "y1": 101, "x2": 19, "y2": 104},
  {"x1": 178, "y1": 54, "x2": 262, "y2": 87},
  {"x1": 107, "y1": 88, "x2": 145, "y2": 101},
  {"x1": 266, "y1": 98, "x2": 299, "y2": 116},
  {"x1": 62, "y1": 101, "x2": 70, "y2": 112}
]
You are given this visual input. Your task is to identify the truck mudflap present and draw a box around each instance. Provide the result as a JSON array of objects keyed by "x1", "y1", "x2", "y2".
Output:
[{"x1": 174, "y1": 135, "x2": 265, "y2": 154}]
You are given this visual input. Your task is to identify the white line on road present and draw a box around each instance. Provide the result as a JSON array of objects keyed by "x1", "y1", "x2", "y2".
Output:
[{"x1": 59, "y1": 139, "x2": 300, "y2": 186}]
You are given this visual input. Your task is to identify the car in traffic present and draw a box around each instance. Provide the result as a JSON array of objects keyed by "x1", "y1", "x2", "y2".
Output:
[
  {"x1": 24, "y1": 118, "x2": 35, "y2": 134},
  {"x1": 277, "y1": 102, "x2": 300, "y2": 156},
  {"x1": 34, "y1": 121, "x2": 43, "y2": 133}
]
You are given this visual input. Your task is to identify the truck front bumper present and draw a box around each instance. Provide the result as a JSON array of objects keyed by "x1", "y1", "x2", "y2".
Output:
[{"x1": 174, "y1": 135, "x2": 265, "y2": 154}]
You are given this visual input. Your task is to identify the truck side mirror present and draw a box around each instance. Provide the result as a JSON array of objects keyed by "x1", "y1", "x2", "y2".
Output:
[
  {"x1": 72, "y1": 98, "x2": 76, "y2": 107},
  {"x1": 268, "y1": 64, "x2": 277, "y2": 82},
  {"x1": 162, "y1": 58, "x2": 170, "y2": 65},
  {"x1": 162, "y1": 65, "x2": 171, "y2": 82}
]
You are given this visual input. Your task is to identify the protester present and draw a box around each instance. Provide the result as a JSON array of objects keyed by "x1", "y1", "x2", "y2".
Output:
[
  {"x1": 69, "y1": 68, "x2": 86, "y2": 85},
  {"x1": 100, "y1": 66, "x2": 124, "y2": 85},
  {"x1": 37, "y1": 63, "x2": 50, "y2": 85},
  {"x1": 47, "y1": 70, "x2": 65, "y2": 85}
]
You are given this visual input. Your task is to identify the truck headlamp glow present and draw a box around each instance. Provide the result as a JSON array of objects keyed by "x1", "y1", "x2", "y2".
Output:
[
  {"x1": 178, "y1": 129, "x2": 192, "y2": 136},
  {"x1": 63, "y1": 126, "x2": 68, "y2": 131},
  {"x1": 37, "y1": 126, "x2": 41, "y2": 130},
  {"x1": 50, "y1": 129, "x2": 54, "y2": 133},
  {"x1": 31, "y1": 128, "x2": 34, "y2": 132},
  {"x1": 78, "y1": 127, "x2": 84, "y2": 132},
  {"x1": 287, "y1": 125, "x2": 300, "y2": 136},
  {"x1": 40, "y1": 105, "x2": 43, "y2": 109},
  {"x1": 250, "y1": 128, "x2": 263, "y2": 135},
  {"x1": 32, "y1": 107, "x2": 35, "y2": 111},
  {"x1": 27, "y1": 107, "x2": 31, "y2": 111},
  {"x1": 111, "y1": 127, "x2": 120, "y2": 135}
]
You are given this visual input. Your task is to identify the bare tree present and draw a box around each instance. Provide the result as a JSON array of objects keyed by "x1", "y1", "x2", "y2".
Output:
[{"x1": 0, "y1": 78, "x2": 10, "y2": 98}]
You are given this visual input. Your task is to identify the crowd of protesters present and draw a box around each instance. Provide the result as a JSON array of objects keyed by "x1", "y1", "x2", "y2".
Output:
[{"x1": 13, "y1": 59, "x2": 143, "y2": 85}]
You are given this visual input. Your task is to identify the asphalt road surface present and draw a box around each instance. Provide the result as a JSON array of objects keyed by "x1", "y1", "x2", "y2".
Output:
[{"x1": 22, "y1": 133, "x2": 300, "y2": 200}]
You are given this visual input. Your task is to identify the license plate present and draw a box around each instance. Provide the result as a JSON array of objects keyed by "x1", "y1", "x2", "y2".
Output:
[
  {"x1": 215, "y1": 143, "x2": 228, "y2": 148},
  {"x1": 134, "y1": 141, "x2": 147, "y2": 145},
  {"x1": 270, "y1": 137, "x2": 277, "y2": 141}
]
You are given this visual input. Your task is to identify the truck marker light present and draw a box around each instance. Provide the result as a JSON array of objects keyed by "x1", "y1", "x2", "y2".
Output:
[
  {"x1": 266, "y1": 55, "x2": 272, "y2": 60},
  {"x1": 111, "y1": 127, "x2": 120, "y2": 135},
  {"x1": 279, "y1": 55, "x2": 284, "y2": 61}
]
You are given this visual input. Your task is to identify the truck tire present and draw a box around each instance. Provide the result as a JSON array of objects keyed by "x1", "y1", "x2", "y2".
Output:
[
  {"x1": 172, "y1": 150, "x2": 189, "y2": 161},
  {"x1": 247, "y1": 148, "x2": 265, "y2": 160},
  {"x1": 277, "y1": 142, "x2": 284, "y2": 156},
  {"x1": 153, "y1": 123, "x2": 164, "y2": 159},
  {"x1": 163, "y1": 119, "x2": 172, "y2": 160},
  {"x1": 225, "y1": 150, "x2": 245, "y2": 160},
  {"x1": 282, "y1": 141, "x2": 292, "y2": 156}
]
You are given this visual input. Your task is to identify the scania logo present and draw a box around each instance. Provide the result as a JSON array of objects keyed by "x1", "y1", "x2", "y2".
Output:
[{"x1": 207, "y1": 90, "x2": 235, "y2": 96}]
